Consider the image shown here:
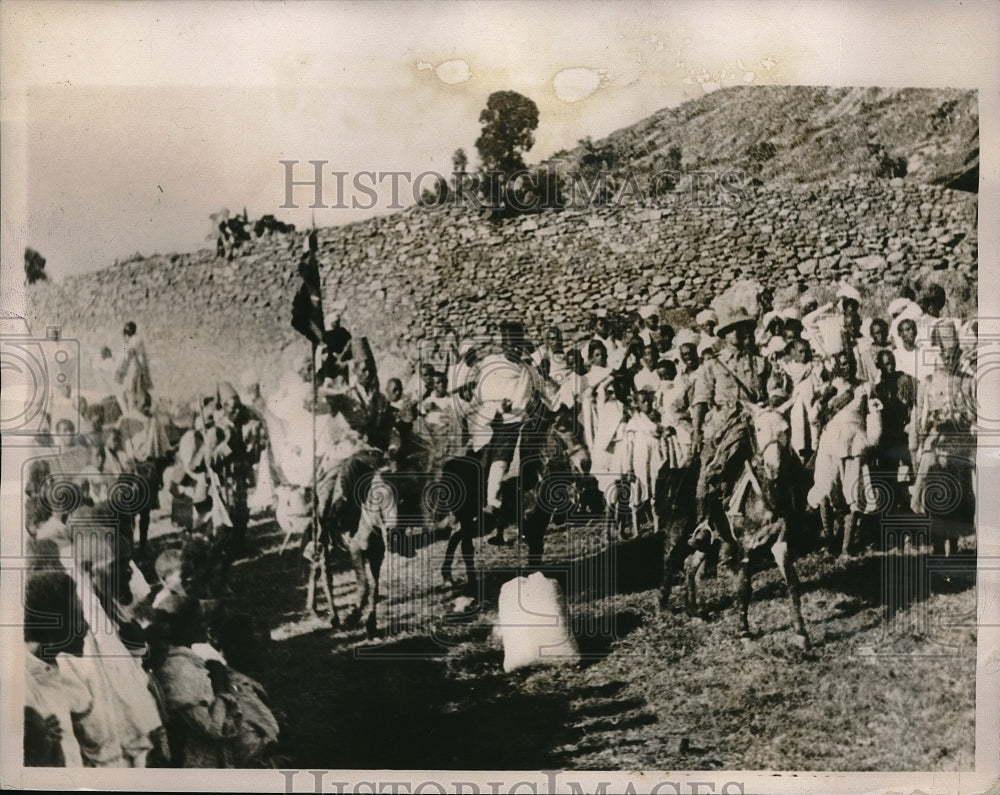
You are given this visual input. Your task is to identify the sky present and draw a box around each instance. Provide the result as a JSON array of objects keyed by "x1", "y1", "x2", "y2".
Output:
[{"x1": 1, "y1": 0, "x2": 999, "y2": 282}]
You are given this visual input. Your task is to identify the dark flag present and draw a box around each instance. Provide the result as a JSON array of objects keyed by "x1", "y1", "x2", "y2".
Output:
[{"x1": 291, "y1": 232, "x2": 324, "y2": 345}]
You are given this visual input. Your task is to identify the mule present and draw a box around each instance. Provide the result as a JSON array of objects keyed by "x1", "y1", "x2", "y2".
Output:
[
  {"x1": 517, "y1": 406, "x2": 592, "y2": 567},
  {"x1": 264, "y1": 400, "x2": 395, "y2": 639},
  {"x1": 678, "y1": 404, "x2": 812, "y2": 647},
  {"x1": 437, "y1": 405, "x2": 591, "y2": 587},
  {"x1": 305, "y1": 446, "x2": 394, "y2": 639}
]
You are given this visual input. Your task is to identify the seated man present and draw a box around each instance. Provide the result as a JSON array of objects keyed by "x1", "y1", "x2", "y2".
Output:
[
  {"x1": 687, "y1": 307, "x2": 770, "y2": 573},
  {"x1": 316, "y1": 300, "x2": 352, "y2": 386},
  {"x1": 468, "y1": 320, "x2": 545, "y2": 545}
]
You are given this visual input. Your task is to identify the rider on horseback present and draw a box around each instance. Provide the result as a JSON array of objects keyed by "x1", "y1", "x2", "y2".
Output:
[
  {"x1": 688, "y1": 306, "x2": 770, "y2": 569},
  {"x1": 468, "y1": 320, "x2": 547, "y2": 547}
]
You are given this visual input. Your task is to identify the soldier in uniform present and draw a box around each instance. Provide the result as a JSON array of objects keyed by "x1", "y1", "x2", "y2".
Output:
[{"x1": 686, "y1": 306, "x2": 770, "y2": 572}]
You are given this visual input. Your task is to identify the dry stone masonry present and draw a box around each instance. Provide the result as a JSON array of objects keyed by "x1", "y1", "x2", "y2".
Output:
[{"x1": 31, "y1": 176, "x2": 976, "y2": 402}]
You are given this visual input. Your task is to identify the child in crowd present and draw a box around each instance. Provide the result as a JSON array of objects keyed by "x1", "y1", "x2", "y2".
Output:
[
  {"x1": 778, "y1": 338, "x2": 824, "y2": 461},
  {"x1": 419, "y1": 371, "x2": 466, "y2": 474},
  {"x1": 632, "y1": 343, "x2": 660, "y2": 393},
  {"x1": 385, "y1": 377, "x2": 416, "y2": 441},
  {"x1": 621, "y1": 388, "x2": 666, "y2": 535},
  {"x1": 654, "y1": 358, "x2": 693, "y2": 470},
  {"x1": 152, "y1": 549, "x2": 186, "y2": 611},
  {"x1": 655, "y1": 324, "x2": 677, "y2": 364}
]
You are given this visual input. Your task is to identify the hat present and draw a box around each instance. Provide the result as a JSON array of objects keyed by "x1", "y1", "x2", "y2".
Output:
[
  {"x1": 500, "y1": 320, "x2": 532, "y2": 353},
  {"x1": 351, "y1": 336, "x2": 375, "y2": 363},
  {"x1": 695, "y1": 309, "x2": 718, "y2": 327},
  {"x1": 715, "y1": 307, "x2": 757, "y2": 337},
  {"x1": 674, "y1": 328, "x2": 699, "y2": 347},
  {"x1": 779, "y1": 307, "x2": 801, "y2": 321},
  {"x1": 638, "y1": 305, "x2": 658, "y2": 320},
  {"x1": 798, "y1": 292, "x2": 817, "y2": 309},
  {"x1": 764, "y1": 336, "x2": 786, "y2": 356},
  {"x1": 217, "y1": 381, "x2": 238, "y2": 404},
  {"x1": 835, "y1": 282, "x2": 862, "y2": 304},
  {"x1": 887, "y1": 297, "x2": 911, "y2": 318}
]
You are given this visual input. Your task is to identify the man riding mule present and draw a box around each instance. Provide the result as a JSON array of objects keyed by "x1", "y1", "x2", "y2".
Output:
[
  {"x1": 468, "y1": 320, "x2": 550, "y2": 547},
  {"x1": 667, "y1": 306, "x2": 811, "y2": 645},
  {"x1": 263, "y1": 345, "x2": 398, "y2": 638},
  {"x1": 433, "y1": 320, "x2": 586, "y2": 585}
]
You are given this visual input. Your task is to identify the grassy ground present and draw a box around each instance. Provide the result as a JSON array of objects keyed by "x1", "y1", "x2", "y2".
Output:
[{"x1": 150, "y1": 512, "x2": 975, "y2": 773}]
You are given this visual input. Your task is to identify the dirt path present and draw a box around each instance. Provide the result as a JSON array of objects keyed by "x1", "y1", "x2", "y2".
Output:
[{"x1": 154, "y1": 516, "x2": 976, "y2": 771}]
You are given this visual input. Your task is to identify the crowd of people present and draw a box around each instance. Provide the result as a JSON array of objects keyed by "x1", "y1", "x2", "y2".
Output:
[
  {"x1": 23, "y1": 322, "x2": 278, "y2": 768},
  {"x1": 359, "y1": 279, "x2": 978, "y2": 561},
  {"x1": 24, "y1": 539, "x2": 280, "y2": 768},
  {"x1": 20, "y1": 272, "x2": 979, "y2": 768}
]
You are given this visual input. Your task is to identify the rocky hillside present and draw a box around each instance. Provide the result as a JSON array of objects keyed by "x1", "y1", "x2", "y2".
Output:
[
  {"x1": 551, "y1": 86, "x2": 978, "y2": 191},
  {"x1": 28, "y1": 87, "x2": 978, "y2": 402}
]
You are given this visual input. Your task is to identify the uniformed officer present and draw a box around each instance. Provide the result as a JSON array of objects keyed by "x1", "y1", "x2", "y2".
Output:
[{"x1": 689, "y1": 306, "x2": 770, "y2": 557}]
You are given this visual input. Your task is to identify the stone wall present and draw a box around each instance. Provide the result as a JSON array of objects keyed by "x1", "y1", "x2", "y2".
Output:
[{"x1": 30, "y1": 175, "x2": 977, "y2": 402}]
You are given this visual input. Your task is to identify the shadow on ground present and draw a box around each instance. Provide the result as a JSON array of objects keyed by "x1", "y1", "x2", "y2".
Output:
[{"x1": 258, "y1": 627, "x2": 654, "y2": 769}]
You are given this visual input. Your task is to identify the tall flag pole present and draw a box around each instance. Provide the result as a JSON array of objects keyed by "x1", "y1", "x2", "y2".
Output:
[
  {"x1": 291, "y1": 228, "x2": 324, "y2": 345},
  {"x1": 291, "y1": 225, "x2": 324, "y2": 570}
]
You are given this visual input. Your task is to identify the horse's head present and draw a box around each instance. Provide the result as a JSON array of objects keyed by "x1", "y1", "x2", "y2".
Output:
[
  {"x1": 742, "y1": 401, "x2": 791, "y2": 477},
  {"x1": 729, "y1": 401, "x2": 795, "y2": 523},
  {"x1": 547, "y1": 407, "x2": 590, "y2": 476}
]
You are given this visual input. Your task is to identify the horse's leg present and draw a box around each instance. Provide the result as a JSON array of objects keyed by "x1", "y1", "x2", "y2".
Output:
[
  {"x1": 319, "y1": 549, "x2": 340, "y2": 628},
  {"x1": 342, "y1": 562, "x2": 365, "y2": 628},
  {"x1": 712, "y1": 506, "x2": 738, "y2": 574},
  {"x1": 684, "y1": 549, "x2": 706, "y2": 618},
  {"x1": 446, "y1": 454, "x2": 479, "y2": 592},
  {"x1": 459, "y1": 517, "x2": 478, "y2": 595},
  {"x1": 736, "y1": 561, "x2": 752, "y2": 637},
  {"x1": 819, "y1": 498, "x2": 837, "y2": 555},
  {"x1": 840, "y1": 509, "x2": 860, "y2": 559},
  {"x1": 659, "y1": 568, "x2": 672, "y2": 609},
  {"x1": 441, "y1": 527, "x2": 461, "y2": 584},
  {"x1": 305, "y1": 558, "x2": 318, "y2": 615},
  {"x1": 772, "y1": 539, "x2": 810, "y2": 647},
  {"x1": 658, "y1": 532, "x2": 673, "y2": 608},
  {"x1": 343, "y1": 534, "x2": 372, "y2": 629},
  {"x1": 437, "y1": 457, "x2": 463, "y2": 584},
  {"x1": 659, "y1": 528, "x2": 684, "y2": 608},
  {"x1": 364, "y1": 531, "x2": 386, "y2": 640},
  {"x1": 523, "y1": 507, "x2": 549, "y2": 571},
  {"x1": 485, "y1": 459, "x2": 509, "y2": 546}
]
